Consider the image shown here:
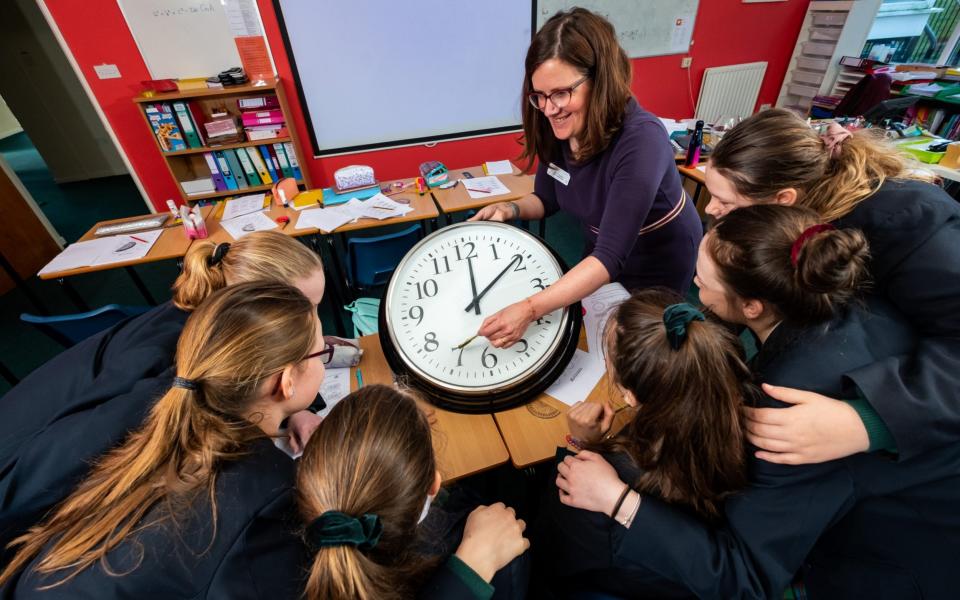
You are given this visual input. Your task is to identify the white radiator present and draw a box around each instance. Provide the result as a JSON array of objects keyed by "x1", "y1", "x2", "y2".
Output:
[{"x1": 695, "y1": 62, "x2": 768, "y2": 122}]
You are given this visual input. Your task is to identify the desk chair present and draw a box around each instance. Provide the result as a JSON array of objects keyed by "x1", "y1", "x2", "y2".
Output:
[
  {"x1": 345, "y1": 223, "x2": 422, "y2": 294},
  {"x1": 21, "y1": 304, "x2": 151, "y2": 348}
]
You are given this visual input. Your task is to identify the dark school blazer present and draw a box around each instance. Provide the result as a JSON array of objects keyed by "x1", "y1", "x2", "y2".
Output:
[{"x1": 615, "y1": 299, "x2": 960, "y2": 599}]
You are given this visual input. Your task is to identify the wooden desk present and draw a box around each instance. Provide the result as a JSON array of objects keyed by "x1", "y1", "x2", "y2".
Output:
[
  {"x1": 431, "y1": 164, "x2": 534, "y2": 216},
  {"x1": 676, "y1": 164, "x2": 707, "y2": 212},
  {"x1": 351, "y1": 334, "x2": 510, "y2": 482},
  {"x1": 492, "y1": 329, "x2": 626, "y2": 469},
  {"x1": 38, "y1": 209, "x2": 211, "y2": 281}
]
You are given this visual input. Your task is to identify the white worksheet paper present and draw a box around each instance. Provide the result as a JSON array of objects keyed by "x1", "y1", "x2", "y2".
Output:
[
  {"x1": 462, "y1": 175, "x2": 510, "y2": 199},
  {"x1": 295, "y1": 207, "x2": 355, "y2": 232},
  {"x1": 38, "y1": 239, "x2": 114, "y2": 275},
  {"x1": 544, "y1": 349, "x2": 606, "y2": 407},
  {"x1": 221, "y1": 193, "x2": 266, "y2": 220},
  {"x1": 582, "y1": 283, "x2": 630, "y2": 358},
  {"x1": 91, "y1": 229, "x2": 163, "y2": 266},
  {"x1": 484, "y1": 160, "x2": 514, "y2": 176},
  {"x1": 220, "y1": 210, "x2": 278, "y2": 240}
]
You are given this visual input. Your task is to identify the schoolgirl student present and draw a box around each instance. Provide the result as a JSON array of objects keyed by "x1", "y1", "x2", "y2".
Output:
[
  {"x1": 534, "y1": 288, "x2": 755, "y2": 598},
  {"x1": 297, "y1": 384, "x2": 530, "y2": 600},
  {"x1": 702, "y1": 108, "x2": 960, "y2": 464},
  {"x1": 0, "y1": 231, "x2": 325, "y2": 553},
  {"x1": 0, "y1": 282, "x2": 325, "y2": 598},
  {"x1": 558, "y1": 205, "x2": 960, "y2": 599}
]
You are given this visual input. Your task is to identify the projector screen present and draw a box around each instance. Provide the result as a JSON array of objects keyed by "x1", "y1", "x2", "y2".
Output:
[{"x1": 273, "y1": 0, "x2": 533, "y2": 156}]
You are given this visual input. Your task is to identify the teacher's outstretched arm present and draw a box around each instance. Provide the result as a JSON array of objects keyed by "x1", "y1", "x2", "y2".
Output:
[
  {"x1": 479, "y1": 256, "x2": 609, "y2": 348},
  {"x1": 469, "y1": 193, "x2": 546, "y2": 223}
]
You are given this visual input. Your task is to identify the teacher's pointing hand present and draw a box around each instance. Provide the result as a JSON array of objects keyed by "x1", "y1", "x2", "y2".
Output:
[{"x1": 478, "y1": 298, "x2": 536, "y2": 349}]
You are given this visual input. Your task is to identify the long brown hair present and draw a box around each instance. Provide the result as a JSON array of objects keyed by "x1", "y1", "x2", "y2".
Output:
[
  {"x1": 709, "y1": 108, "x2": 934, "y2": 221},
  {"x1": 599, "y1": 289, "x2": 753, "y2": 520},
  {"x1": 0, "y1": 282, "x2": 317, "y2": 587},
  {"x1": 298, "y1": 385, "x2": 437, "y2": 600},
  {"x1": 520, "y1": 8, "x2": 633, "y2": 170},
  {"x1": 171, "y1": 230, "x2": 323, "y2": 310},
  {"x1": 709, "y1": 205, "x2": 870, "y2": 326}
]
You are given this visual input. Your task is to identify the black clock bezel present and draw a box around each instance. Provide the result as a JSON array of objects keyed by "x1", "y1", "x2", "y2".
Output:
[{"x1": 378, "y1": 222, "x2": 582, "y2": 414}]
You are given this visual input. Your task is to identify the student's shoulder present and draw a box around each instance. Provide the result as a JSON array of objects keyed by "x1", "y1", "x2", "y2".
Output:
[{"x1": 847, "y1": 179, "x2": 959, "y2": 234}]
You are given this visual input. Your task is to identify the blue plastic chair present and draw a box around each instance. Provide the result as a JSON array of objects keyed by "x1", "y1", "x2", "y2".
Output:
[
  {"x1": 20, "y1": 304, "x2": 151, "y2": 348},
  {"x1": 345, "y1": 223, "x2": 422, "y2": 290}
]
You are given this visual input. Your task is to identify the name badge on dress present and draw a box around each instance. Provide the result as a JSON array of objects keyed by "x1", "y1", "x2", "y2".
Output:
[{"x1": 547, "y1": 163, "x2": 570, "y2": 186}]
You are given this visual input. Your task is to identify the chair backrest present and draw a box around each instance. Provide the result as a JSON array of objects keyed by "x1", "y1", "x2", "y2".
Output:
[
  {"x1": 21, "y1": 304, "x2": 151, "y2": 347},
  {"x1": 346, "y1": 223, "x2": 422, "y2": 289}
]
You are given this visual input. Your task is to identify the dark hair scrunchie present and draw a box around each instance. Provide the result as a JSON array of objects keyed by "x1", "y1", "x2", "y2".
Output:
[
  {"x1": 208, "y1": 242, "x2": 231, "y2": 267},
  {"x1": 663, "y1": 303, "x2": 705, "y2": 350},
  {"x1": 172, "y1": 376, "x2": 199, "y2": 391},
  {"x1": 305, "y1": 511, "x2": 382, "y2": 552}
]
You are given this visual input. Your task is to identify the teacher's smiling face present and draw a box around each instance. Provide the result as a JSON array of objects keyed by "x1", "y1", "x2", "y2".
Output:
[{"x1": 530, "y1": 58, "x2": 591, "y2": 145}]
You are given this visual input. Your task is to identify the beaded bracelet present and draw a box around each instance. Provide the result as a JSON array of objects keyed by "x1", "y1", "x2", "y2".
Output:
[
  {"x1": 609, "y1": 484, "x2": 631, "y2": 519},
  {"x1": 564, "y1": 434, "x2": 583, "y2": 451}
]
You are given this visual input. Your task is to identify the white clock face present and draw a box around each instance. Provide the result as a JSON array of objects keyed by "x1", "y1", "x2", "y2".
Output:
[{"x1": 385, "y1": 222, "x2": 568, "y2": 394}]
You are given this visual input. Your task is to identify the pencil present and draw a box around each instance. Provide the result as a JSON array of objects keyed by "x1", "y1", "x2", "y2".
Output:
[{"x1": 130, "y1": 235, "x2": 148, "y2": 243}]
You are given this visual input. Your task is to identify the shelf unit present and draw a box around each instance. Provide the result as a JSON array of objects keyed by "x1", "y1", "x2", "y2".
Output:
[{"x1": 133, "y1": 78, "x2": 312, "y2": 203}]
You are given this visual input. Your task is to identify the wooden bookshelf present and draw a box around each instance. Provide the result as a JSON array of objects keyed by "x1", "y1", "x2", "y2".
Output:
[{"x1": 134, "y1": 77, "x2": 312, "y2": 204}]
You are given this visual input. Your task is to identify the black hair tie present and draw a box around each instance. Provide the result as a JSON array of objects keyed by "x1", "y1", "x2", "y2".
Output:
[
  {"x1": 172, "y1": 376, "x2": 199, "y2": 391},
  {"x1": 207, "y1": 242, "x2": 231, "y2": 267}
]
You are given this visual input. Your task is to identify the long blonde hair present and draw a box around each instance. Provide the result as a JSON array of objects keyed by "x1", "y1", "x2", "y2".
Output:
[
  {"x1": 297, "y1": 385, "x2": 438, "y2": 600},
  {"x1": 710, "y1": 108, "x2": 935, "y2": 221},
  {"x1": 0, "y1": 282, "x2": 317, "y2": 587},
  {"x1": 171, "y1": 230, "x2": 323, "y2": 310}
]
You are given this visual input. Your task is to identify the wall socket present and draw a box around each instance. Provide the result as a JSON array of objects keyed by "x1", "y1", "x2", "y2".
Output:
[
  {"x1": 681, "y1": 57, "x2": 692, "y2": 68},
  {"x1": 759, "y1": 103, "x2": 772, "y2": 111}
]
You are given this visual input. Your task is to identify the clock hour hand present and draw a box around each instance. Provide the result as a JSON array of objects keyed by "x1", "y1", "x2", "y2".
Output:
[
  {"x1": 464, "y1": 254, "x2": 522, "y2": 313},
  {"x1": 466, "y1": 256, "x2": 481, "y2": 315}
]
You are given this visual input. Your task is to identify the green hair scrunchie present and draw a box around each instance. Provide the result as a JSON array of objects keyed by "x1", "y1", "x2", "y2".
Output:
[
  {"x1": 663, "y1": 303, "x2": 705, "y2": 350},
  {"x1": 305, "y1": 511, "x2": 382, "y2": 552}
]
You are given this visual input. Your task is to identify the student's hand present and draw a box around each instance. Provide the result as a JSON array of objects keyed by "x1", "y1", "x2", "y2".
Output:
[
  {"x1": 566, "y1": 401, "x2": 615, "y2": 444},
  {"x1": 478, "y1": 300, "x2": 535, "y2": 348},
  {"x1": 455, "y1": 503, "x2": 529, "y2": 582},
  {"x1": 469, "y1": 202, "x2": 515, "y2": 223},
  {"x1": 746, "y1": 383, "x2": 870, "y2": 465},
  {"x1": 287, "y1": 410, "x2": 323, "y2": 454},
  {"x1": 556, "y1": 450, "x2": 625, "y2": 515}
]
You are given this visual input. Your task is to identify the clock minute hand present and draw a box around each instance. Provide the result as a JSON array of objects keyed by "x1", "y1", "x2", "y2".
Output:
[
  {"x1": 466, "y1": 256, "x2": 481, "y2": 315},
  {"x1": 464, "y1": 254, "x2": 522, "y2": 313}
]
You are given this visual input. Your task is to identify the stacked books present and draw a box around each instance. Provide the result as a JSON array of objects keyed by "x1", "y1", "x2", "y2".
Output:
[{"x1": 238, "y1": 96, "x2": 287, "y2": 141}]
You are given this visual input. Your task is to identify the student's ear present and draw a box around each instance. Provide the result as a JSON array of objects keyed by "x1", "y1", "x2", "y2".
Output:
[
  {"x1": 740, "y1": 298, "x2": 766, "y2": 321},
  {"x1": 277, "y1": 365, "x2": 298, "y2": 402},
  {"x1": 429, "y1": 470, "x2": 442, "y2": 496},
  {"x1": 773, "y1": 188, "x2": 798, "y2": 206}
]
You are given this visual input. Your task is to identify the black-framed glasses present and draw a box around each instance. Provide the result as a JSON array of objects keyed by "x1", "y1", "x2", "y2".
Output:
[
  {"x1": 527, "y1": 76, "x2": 590, "y2": 111},
  {"x1": 270, "y1": 346, "x2": 334, "y2": 395}
]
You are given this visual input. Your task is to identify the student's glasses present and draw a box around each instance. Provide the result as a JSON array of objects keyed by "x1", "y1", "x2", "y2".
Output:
[{"x1": 527, "y1": 76, "x2": 590, "y2": 111}]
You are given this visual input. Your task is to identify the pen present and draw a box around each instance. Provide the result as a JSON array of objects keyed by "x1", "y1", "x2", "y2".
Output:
[
  {"x1": 464, "y1": 186, "x2": 492, "y2": 194},
  {"x1": 355, "y1": 367, "x2": 364, "y2": 389},
  {"x1": 130, "y1": 235, "x2": 147, "y2": 243}
]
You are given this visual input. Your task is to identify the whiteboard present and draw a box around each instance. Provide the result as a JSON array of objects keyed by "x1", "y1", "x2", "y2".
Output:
[
  {"x1": 118, "y1": 0, "x2": 245, "y2": 80},
  {"x1": 536, "y1": 0, "x2": 699, "y2": 59},
  {"x1": 275, "y1": 0, "x2": 530, "y2": 156}
]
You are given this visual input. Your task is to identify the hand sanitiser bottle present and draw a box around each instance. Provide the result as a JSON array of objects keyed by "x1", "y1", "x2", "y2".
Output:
[{"x1": 684, "y1": 120, "x2": 704, "y2": 167}]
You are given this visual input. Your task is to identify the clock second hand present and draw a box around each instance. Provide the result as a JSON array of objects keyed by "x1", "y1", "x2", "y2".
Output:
[
  {"x1": 452, "y1": 333, "x2": 481, "y2": 350},
  {"x1": 464, "y1": 254, "x2": 522, "y2": 313}
]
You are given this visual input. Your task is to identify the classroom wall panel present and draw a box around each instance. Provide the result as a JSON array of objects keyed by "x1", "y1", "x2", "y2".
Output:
[{"x1": 43, "y1": 0, "x2": 810, "y2": 212}]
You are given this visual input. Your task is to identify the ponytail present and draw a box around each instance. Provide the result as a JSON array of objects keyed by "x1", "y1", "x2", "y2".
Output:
[
  {"x1": 709, "y1": 204, "x2": 869, "y2": 326},
  {"x1": 298, "y1": 386, "x2": 438, "y2": 600},
  {"x1": 710, "y1": 108, "x2": 935, "y2": 221},
  {"x1": 171, "y1": 230, "x2": 324, "y2": 311},
  {"x1": 1, "y1": 282, "x2": 317, "y2": 587},
  {"x1": 599, "y1": 289, "x2": 752, "y2": 520}
]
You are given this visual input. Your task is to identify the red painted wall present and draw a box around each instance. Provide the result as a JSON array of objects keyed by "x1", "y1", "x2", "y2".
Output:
[{"x1": 44, "y1": 0, "x2": 809, "y2": 212}]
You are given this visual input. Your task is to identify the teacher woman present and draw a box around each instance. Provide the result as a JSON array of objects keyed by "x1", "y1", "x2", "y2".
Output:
[{"x1": 471, "y1": 8, "x2": 702, "y2": 348}]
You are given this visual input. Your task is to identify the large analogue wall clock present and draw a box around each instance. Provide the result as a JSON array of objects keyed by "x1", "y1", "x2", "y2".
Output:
[{"x1": 379, "y1": 221, "x2": 581, "y2": 413}]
